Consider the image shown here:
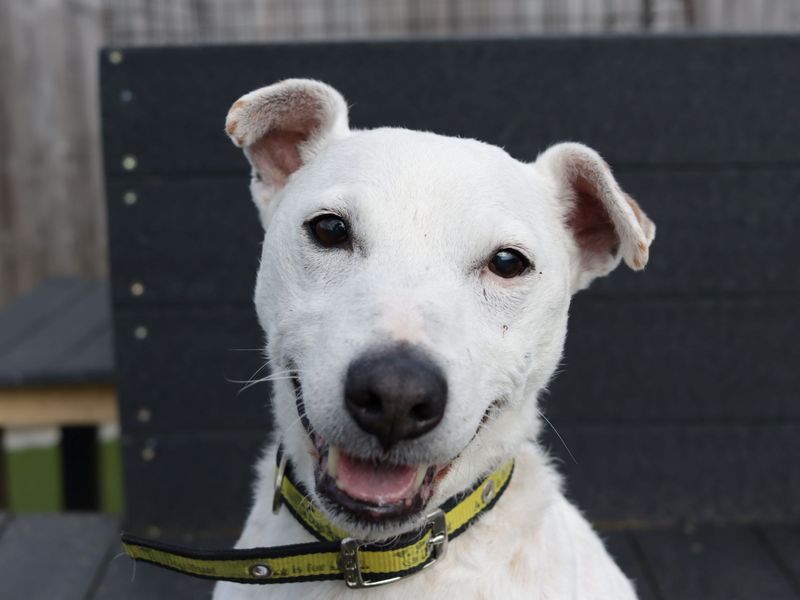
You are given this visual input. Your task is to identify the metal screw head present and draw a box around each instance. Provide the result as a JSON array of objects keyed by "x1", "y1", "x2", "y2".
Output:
[
  {"x1": 134, "y1": 325, "x2": 148, "y2": 340},
  {"x1": 249, "y1": 564, "x2": 271, "y2": 578},
  {"x1": 123, "y1": 191, "x2": 137, "y2": 205},
  {"x1": 122, "y1": 155, "x2": 138, "y2": 171},
  {"x1": 141, "y1": 445, "x2": 156, "y2": 461},
  {"x1": 137, "y1": 407, "x2": 152, "y2": 423},
  {"x1": 120, "y1": 89, "x2": 133, "y2": 103},
  {"x1": 108, "y1": 50, "x2": 123, "y2": 65},
  {"x1": 130, "y1": 282, "x2": 145, "y2": 296},
  {"x1": 481, "y1": 479, "x2": 496, "y2": 504}
]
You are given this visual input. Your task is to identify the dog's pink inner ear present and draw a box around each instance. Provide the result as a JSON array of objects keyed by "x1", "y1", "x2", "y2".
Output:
[
  {"x1": 568, "y1": 174, "x2": 620, "y2": 259},
  {"x1": 248, "y1": 128, "x2": 308, "y2": 188}
]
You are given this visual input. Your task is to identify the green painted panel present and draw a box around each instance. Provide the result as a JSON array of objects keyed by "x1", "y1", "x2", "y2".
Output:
[
  {"x1": 6, "y1": 444, "x2": 62, "y2": 511},
  {"x1": 99, "y1": 436, "x2": 124, "y2": 514}
]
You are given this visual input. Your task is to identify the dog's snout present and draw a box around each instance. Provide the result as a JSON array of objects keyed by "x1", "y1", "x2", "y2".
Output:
[{"x1": 344, "y1": 346, "x2": 447, "y2": 451}]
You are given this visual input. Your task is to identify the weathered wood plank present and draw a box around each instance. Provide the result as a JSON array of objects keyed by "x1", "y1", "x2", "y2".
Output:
[
  {"x1": 0, "y1": 514, "x2": 118, "y2": 600},
  {"x1": 0, "y1": 1, "x2": 106, "y2": 308},
  {"x1": 0, "y1": 384, "x2": 117, "y2": 427},
  {"x1": 105, "y1": 0, "x2": 800, "y2": 44},
  {"x1": 633, "y1": 524, "x2": 799, "y2": 599},
  {"x1": 102, "y1": 37, "x2": 800, "y2": 179}
]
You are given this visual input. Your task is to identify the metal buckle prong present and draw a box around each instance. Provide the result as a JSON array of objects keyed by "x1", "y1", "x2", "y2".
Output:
[
  {"x1": 340, "y1": 509, "x2": 448, "y2": 589},
  {"x1": 424, "y1": 508, "x2": 448, "y2": 564}
]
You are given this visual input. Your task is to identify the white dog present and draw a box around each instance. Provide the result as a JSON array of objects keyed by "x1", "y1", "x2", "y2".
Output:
[{"x1": 213, "y1": 79, "x2": 655, "y2": 600}]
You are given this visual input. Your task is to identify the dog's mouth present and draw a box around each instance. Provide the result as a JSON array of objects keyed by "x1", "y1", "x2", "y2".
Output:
[
  {"x1": 291, "y1": 376, "x2": 451, "y2": 523},
  {"x1": 314, "y1": 438, "x2": 443, "y2": 522}
]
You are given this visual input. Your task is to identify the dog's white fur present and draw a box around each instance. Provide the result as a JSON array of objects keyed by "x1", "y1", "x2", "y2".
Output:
[{"x1": 214, "y1": 79, "x2": 655, "y2": 600}]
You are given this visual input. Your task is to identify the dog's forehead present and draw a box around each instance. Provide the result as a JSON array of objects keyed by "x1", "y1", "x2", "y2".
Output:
[
  {"x1": 300, "y1": 128, "x2": 534, "y2": 206},
  {"x1": 281, "y1": 127, "x2": 558, "y2": 243}
]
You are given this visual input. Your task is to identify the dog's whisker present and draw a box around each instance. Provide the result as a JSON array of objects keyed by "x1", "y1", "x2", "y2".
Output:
[
  {"x1": 536, "y1": 408, "x2": 577, "y2": 465},
  {"x1": 227, "y1": 361, "x2": 273, "y2": 389},
  {"x1": 227, "y1": 348, "x2": 268, "y2": 352},
  {"x1": 231, "y1": 369, "x2": 306, "y2": 395}
]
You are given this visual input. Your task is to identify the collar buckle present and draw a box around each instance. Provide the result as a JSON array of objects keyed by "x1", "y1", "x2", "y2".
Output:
[{"x1": 340, "y1": 508, "x2": 448, "y2": 589}]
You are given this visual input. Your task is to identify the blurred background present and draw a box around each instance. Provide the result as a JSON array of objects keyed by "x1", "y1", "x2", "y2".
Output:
[
  {"x1": 0, "y1": 3, "x2": 799, "y2": 598},
  {"x1": 2, "y1": 0, "x2": 800, "y2": 310},
  {"x1": 0, "y1": 0, "x2": 799, "y2": 516}
]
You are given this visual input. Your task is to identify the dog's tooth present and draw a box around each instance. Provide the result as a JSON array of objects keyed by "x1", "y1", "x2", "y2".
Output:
[
  {"x1": 413, "y1": 464, "x2": 427, "y2": 490},
  {"x1": 327, "y1": 445, "x2": 339, "y2": 479}
]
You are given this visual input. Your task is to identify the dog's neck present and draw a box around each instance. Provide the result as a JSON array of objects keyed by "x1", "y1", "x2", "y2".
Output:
[
  {"x1": 274, "y1": 446, "x2": 514, "y2": 548},
  {"x1": 236, "y1": 440, "x2": 560, "y2": 552}
]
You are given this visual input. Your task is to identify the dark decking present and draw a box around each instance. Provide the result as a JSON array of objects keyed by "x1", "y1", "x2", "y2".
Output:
[{"x1": 1, "y1": 514, "x2": 799, "y2": 599}]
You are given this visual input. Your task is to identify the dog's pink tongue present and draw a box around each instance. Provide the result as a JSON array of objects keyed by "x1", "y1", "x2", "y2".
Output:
[{"x1": 336, "y1": 452, "x2": 417, "y2": 505}]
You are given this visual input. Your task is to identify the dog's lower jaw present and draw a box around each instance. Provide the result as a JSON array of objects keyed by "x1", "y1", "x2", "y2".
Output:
[{"x1": 213, "y1": 441, "x2": 638, "y2": 600}]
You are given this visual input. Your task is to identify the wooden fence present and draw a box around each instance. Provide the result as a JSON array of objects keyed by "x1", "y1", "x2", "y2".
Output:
[{"x1": 1, "y1": 0, "x2": 799, "y2": 307}]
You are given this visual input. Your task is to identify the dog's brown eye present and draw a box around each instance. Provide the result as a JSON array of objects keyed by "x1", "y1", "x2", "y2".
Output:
[
  {"x1": 309, "y1": 214, "x2": 349, "y2": 247},
  {"x1": 488, "y1": 249, "x2": 530, "y2": 278}
]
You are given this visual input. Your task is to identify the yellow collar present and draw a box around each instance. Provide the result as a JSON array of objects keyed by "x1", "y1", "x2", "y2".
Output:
[{"x1": 122, "y1": 453, "x2": 514, "y2": 588}]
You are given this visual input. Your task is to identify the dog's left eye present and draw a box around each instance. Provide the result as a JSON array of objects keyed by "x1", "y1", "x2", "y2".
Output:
[
  {"x1": 488, "y1": 249, "x2": 530, "y2": 278},
  {"x1": 309, "y1": 214, "x2": 349, "y2": 247}
]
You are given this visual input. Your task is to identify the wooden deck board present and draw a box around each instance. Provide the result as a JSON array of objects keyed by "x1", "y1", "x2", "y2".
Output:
[
  {"x1": 759, "y1": 524, "x2": 800, "y2": 593},
  {"x1": 603, "y1": 532, "x2": 659, "y2": 600},
  {"x1": 634, "y1": 524, "x2": 800, "y2": 600},
  {"x1": 92, "y1": 542, "x2": 215, "y2": 599},
  {"x1": 0, "y1": 514, "x2": 119, "y2": 600}
]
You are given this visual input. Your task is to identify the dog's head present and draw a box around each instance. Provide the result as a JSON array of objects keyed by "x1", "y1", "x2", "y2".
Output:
[{"x1": 226, "y1": 79, "x2": 654, "y2": 538}]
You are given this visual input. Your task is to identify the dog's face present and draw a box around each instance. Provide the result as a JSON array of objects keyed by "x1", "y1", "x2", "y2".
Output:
[{"x1": 226, "y1": 80, "x2": 654, "y2": 538}]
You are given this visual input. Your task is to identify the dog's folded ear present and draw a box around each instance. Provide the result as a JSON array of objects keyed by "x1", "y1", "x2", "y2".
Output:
[
  {"x1": 534, "y1": 142, "x2": 656, "y2": 292},
  {"x1": 225, "y1": 79, "x2": 350, "y2": 223}
]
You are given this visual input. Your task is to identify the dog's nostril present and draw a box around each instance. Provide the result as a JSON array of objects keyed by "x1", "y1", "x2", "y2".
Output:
[
  {"x1": 344, "y1": 345, "x2": 447, "y2": 450},
  {"x1": 410, "y1": 401, "x2": 435, "y2": 421},
  {"x1": 365, "y1": 391, "x2": 383, "y2": 413}
]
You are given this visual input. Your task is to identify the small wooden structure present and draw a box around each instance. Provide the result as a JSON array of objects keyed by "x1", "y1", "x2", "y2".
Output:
[
  {"x1": 0, "y1": 278, "x2": 119, "y2": 512},
  {"x1": 1, "y1": 36, "x2": 799, "y2": 598}
]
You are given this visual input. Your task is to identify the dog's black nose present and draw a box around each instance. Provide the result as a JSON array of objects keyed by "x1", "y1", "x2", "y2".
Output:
[{"x1": 344, "y1": 345, "x2": 447, "y2": 451}]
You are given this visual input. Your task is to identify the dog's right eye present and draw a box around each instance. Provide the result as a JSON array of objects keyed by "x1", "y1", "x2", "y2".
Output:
[{"x1": 309, "y1": 214, "x2": 350, "y2": 247}]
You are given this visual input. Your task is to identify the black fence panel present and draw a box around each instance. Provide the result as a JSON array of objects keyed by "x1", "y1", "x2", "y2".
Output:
[{"x1": 102, "y1": 36, "x2": 800, "y2": 536}]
